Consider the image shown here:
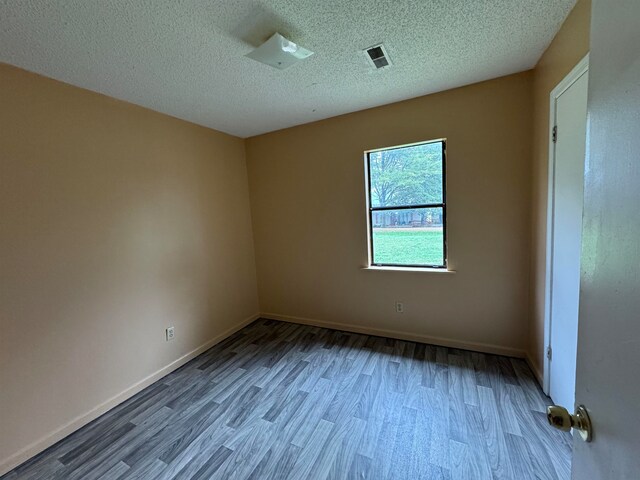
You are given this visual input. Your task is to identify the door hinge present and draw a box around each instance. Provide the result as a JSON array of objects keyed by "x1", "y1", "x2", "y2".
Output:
[
  {"x1": 547, "y1": 346, "x2": 553, "y2": 361},
  {"x1": 552, "y1": 125, "x2": 558, "y2": 143}
]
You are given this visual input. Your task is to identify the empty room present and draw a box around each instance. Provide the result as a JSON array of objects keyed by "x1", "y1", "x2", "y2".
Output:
[{"x1": 1, "y1": 0, "x2": 638, "y2": 479}]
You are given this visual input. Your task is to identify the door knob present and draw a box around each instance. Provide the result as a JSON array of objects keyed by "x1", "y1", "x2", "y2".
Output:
[{"x1": 546, "y1": 404, "x2": 592, "y2": 442}]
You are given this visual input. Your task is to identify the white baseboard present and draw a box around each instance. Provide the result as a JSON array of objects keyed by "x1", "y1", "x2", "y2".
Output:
[
  {"x1": 261, "y1": 312, "x2": 526, "y2": 359},
  {"x1": 525, "y1": 352, "x2": 544, "y2": 388},
  {"x1": 0, "y1": 312, "x2": 260, "y2": 477}
]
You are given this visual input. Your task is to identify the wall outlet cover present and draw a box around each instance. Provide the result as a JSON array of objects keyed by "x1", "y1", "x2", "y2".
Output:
[{"x1": 166, "y1": 327, "x2": 175, "y2": 341}]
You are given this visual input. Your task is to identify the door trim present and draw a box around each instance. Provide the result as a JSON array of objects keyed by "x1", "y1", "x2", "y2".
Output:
[{"x1": 543, "y1": 53, "x2": 589, "y2": 395}]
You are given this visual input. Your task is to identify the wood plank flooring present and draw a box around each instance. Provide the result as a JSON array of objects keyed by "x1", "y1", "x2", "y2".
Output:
[{"x1": 3, "y1": 319, "x2": 572, "y2": 479}]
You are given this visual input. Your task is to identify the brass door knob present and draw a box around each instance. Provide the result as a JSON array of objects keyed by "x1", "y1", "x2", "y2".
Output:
[{"x1": 546, "y1": 404, "x2": 592, "y2": 442}]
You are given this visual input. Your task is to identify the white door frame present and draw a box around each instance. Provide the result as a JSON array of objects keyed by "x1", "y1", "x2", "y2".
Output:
[{"x1": 542, "y1": 53, "x2": 589, "y2": 395}]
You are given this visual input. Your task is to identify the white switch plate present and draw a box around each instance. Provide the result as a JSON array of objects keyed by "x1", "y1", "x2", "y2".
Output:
[
  {"x1": 395, "y1": 302, "x2": 404, "y2": 313},
  {"x1": 166, "y1": 326, "x2": 175, "y2": 341}
]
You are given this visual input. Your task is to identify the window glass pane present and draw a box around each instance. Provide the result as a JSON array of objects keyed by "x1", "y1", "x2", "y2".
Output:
[
  {"x1": 369, "y1": 142, "x2": 443, "y2": 208},
  {"x1": 372, "y1": 207, "x2": 444, "y2": 266}
]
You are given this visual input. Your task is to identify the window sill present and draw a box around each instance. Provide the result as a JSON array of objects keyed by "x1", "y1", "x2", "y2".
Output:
[{"x1": 361, "y1": 266, "x2": 456, "y2": 274}]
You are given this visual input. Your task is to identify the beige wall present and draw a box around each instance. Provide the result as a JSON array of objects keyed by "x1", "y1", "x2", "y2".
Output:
[
  {"x1": 0, "y1": 64, "x2": 259, "y2": 471},
  {"x1": 246, "y1": 71, "x2": 533, "y2": 355},
  {"x1": 529, "y1": 0, "x2": 591, "y2": 376}
]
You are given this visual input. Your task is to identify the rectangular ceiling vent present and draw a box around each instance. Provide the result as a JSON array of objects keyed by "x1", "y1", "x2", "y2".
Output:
[{"x1": 364, "y1": 44, "x2": 391, "y2": 69}]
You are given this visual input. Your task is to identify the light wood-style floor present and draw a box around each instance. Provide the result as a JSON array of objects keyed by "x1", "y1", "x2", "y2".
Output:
[{"x1": 3, "y1": 319, "x2": 572, "y2": 480}]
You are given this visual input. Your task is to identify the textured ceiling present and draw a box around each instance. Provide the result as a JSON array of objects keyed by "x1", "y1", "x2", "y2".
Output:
[{"x1": 0, "y1": 0, "x2": 576, "y2": 137}]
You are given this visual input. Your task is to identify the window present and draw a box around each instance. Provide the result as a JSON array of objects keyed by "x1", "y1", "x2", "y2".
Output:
[{"x1": 366, "y1": 139, "x2": 447, "y2": 268}]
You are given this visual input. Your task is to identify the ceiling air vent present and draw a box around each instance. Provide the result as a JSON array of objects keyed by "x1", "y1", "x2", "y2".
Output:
[{"x1": 364, "y1": 44, "x2": 391, "y2": 69}]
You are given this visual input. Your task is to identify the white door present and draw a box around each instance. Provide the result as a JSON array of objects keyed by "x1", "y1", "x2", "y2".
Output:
[
  {"x1": 547, "y1": 66, "x2": 589, "y2": 410},
  {"x1": 571, "y1": 0, "x2": 640, "y2": 477}
]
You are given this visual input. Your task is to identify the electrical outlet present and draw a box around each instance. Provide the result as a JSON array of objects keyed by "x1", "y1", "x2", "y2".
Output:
[
  {"x1": 395, "y1": 301, "x2": 404, "y2": 313},
  {"x1": 166, "y1": 326, "x2": 175, "y2": 341}
]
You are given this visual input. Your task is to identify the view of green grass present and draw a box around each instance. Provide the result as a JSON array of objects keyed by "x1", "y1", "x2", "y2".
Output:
[{"x1": 372, "y1": 228, "x2": 444, "y2": 266}]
